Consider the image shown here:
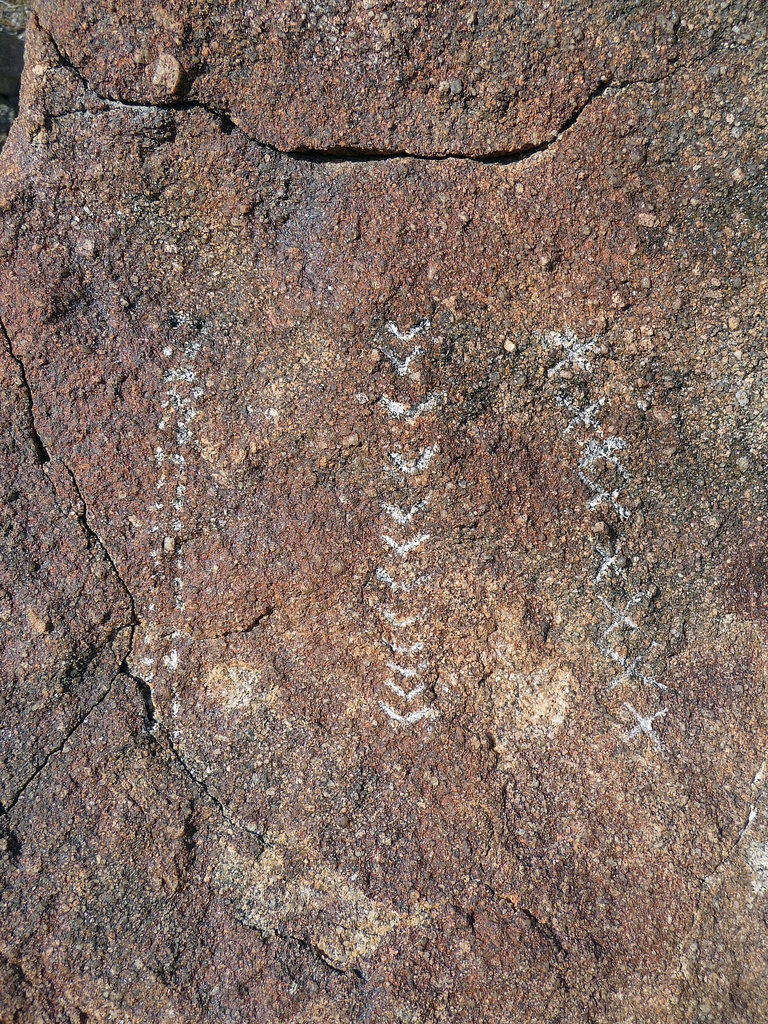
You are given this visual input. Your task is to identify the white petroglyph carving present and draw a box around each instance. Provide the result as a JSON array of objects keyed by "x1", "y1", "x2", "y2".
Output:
[
  {"x1": 385, "y1": 319, "x2": 431, "y2": 343},
  {"x1": 593, "y1": 543, "x2": 624, "y2": 585},
  {"x1": 378, "y1": 701, "x2": 438, "y2": 725},
  {"x1": 606, "y1": 644, "x2": 667, "y2": 693},
  {"x1": 381, "y1": 533, "x2": 431, "y2": 558},
  {"x1": 380, "y1": 393, "x2": 442, "y2": 422},
  {"x1": 383, "y1": 344, "x2": 424, "y2": 377},
  {"x1": 541, "y1": 327, "x2": 598, "y2": 372},
  {"x1": 385, "y1": 448, "x2": 436, "y2": 476},
  {"x1": 546, "y1": 327, "x2": 667, "y2": 746},
  {"x1": 622, "y1": 703, "x2": 667, "y2": 749},
  {"x1": 380, "y1": 497, "x2": 430, "y2": 525},
  {"x1": 375, "y1": 567, "x2": 428, "y2": 594},
  {"x1": 151, "y1": 314, "x2": 209, "y2": 613},
  {"x1": 382, "y1": 609, "x2": 421, "y2": 629},
  {"x1": 598, "y1": 594, "x2": 643, "y2": 637},
  {"x1": 387, "y1": 660, "x2": 428, "y2": 678},
  {"x1": 382, "y1": 638, "x2": 425, "y2": 656},
  {"x1": 384, "y1": 679, "x2": 427, "y2": 701},
  {"x1": 559, "y1": 396, "x2": 606, "y2": 434},
  {"x1": 370, "y1": 320, "x2": 440, "y2": 727},
  {"x1": 579, "y1": 472, "x2": 631, "y2": 520},
  {"x1": 578, "y1": 436, "x2": 630, "y2": 480}
]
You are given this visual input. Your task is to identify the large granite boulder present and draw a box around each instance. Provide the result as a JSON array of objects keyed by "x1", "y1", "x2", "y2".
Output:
[{"x1": 1, "y1": 4, "x2": 767, "y2": 1021}]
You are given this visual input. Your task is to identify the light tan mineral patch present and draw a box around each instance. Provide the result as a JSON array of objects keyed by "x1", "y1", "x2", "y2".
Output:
[{"x1": 214, "y1": 843, "x2": 422, "y2": 970}]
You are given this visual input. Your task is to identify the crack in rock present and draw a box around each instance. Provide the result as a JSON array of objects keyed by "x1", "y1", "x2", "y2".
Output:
[
  {"x1": 0, "y1": 665, "x2": 124, "y2": 817},
  {"x1": 36, "y1": 22, "x2": 681, "y2": 168}
]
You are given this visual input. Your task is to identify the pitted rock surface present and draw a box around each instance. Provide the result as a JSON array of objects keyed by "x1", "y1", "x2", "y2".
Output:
[
  {"x1": 1, "y1": 6, "x2": 767, "y2": 1024},
  {"x1": 31, "y1": 0, "x2": 747, "y2": 158}
]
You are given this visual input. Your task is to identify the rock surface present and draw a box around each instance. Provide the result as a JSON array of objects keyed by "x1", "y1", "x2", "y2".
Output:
[{"x1": 1, "y1": 4, "x2": 767, "y2": 1023}]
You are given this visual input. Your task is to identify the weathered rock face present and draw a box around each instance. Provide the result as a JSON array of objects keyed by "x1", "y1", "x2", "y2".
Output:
[
  {"x1": 31, "y1": 0, "x2": 744, "y2": 157},
  {"x1": 1, "y1": 4, "x2": 767, "y2": 1023}
]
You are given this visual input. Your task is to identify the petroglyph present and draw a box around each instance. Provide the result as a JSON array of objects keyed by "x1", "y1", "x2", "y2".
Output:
[
  {"x1": 593, "y1": 543, "x2": 625, "y2": 585},
  {"x1": 378, "y1": 702, "x2": 438, "y2": 726},
  {"x1": 380, "y1": 497, "x2": 430, "y2": 525},
  {"x1": 597, "y1": 594, "x2": 643, "y2": 637},
  {"x1": 559, "y1": 395, "x2": 606, "y2": 433},
  {"x1": 367, "y1": 319, "x2": 441, "y2": 728},
  {"x1": 382, "y1": 609, "x2": 421, "y2": 629},
  {"x1": 605, "y1": 644, "x2": 666, "y2": 693},
  {"x1": 382, "y1": 638, "x2": 425, "y2": 656},
  {"x1": 384, "y1": 319, "x2": 431, "y2": 344},
  {"x1": 578, "y1": 472, "x2": 631, "y2": 520},
  {"x1": 541, "y1": 327, "x2": 598, "y2": 372},
  {"x1": 543, "y1": 327, "x2": 667, "y2": 750},
  {"x1": 622, "y1": 704, "x2": 667, "y2": 749},
  {"x1": 386, "y1": 659, "x2": 428, "y2": 678},
  {"x1": 380, "y1": 393, "x2": 442, "y2": 422},
  {"x1": 383, "y1": 343, "x2": 424, "y2": 377},
  {"x1": 151, "y1": 314, "x2": 208, "y2": 614},
  {"x1": 381, "y1": 532, "x2": 431, "y2": 558},
  {"x1": 375, "y1": 567, "x2": 428, "y2": 594},
  {"x1": 385, "y1": 448, "x2": 436, "y2": 476},
  {"x1": 384, "y1": 679, "x2": 427, "y2": 701},
  {"x1": 578, "y1": 436, "x2": 630, "y2": 480}
]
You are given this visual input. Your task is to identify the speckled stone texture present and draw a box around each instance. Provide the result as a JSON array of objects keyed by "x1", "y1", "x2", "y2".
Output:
[{"x1": 1, "y1": 4, "x2": 767, "y2": 1023}]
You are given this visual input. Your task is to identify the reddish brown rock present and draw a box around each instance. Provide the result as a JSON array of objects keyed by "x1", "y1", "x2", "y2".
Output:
[
  {"x1": 1, "y1": 5, "x2": 767, "y2": 1023},
  {"x1": 32, "y1": 0, "x2": 740, "y2": 158}
]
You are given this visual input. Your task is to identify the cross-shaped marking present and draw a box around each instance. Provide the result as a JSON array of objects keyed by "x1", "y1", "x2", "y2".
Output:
[
  {"x1": 598, "y1": 593, "x2": 643, "y2": 636},
  {"x1": 578, "y1": 436, "x2": 630, "y2": 481},
  {"x1": 579, "y1": 472, "x2": 631, "y2": 520},
  {"x1": 622, "y1": 703, "x2": 667, "y2": 749},
  {"x1": 541, "y1": 328, "x2": 598, "y2": 372},
  {"x1": 606, "y1": 643, "x2": 667, "y2": 692},
  {"x1": 559, "y1": 395, "x2": 606, "y2": 434},
  {"x1": 593, "y1": 543, "x2": 624, "y2": 585}
]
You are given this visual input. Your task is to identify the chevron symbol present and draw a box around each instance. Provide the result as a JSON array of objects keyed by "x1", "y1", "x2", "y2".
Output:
[
  {"x1": 387, "y1": 659, "x2": 428, "y2": 678},
  {"x1": 385, "y1": 448, "x2": 435, "y2": 476},
  {"x1": 381, "y1": 497, "x2": 430, "y2": 525},
  {"x1": 385, "y1": 319, "x2": 431, "y2": 343},
  {"x1": 384, "y1": 679, "x2": 426, "y2": 701},
  {"x1": 383, "y1": 638, "x2": 424, "y2": 655},
  {"x1": 380, "y1": 393, "x2": 442, "y2": 422},
  {"x1": 379, "y1": 700, "x2": 438, "y2": 725},
  {"x1": 375, "y1": 567, "x2": 429, "y2": 593},
  {"x1": 382, "y1": 533, "x2": 430, "y2": 557}
]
